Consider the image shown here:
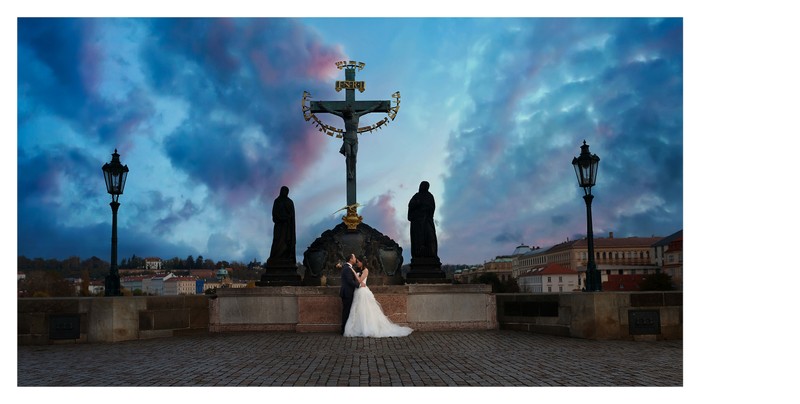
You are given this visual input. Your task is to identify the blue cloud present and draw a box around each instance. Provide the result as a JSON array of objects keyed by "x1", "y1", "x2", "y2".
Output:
[
  {"x1": 439, "y1": 18, "x2": 682, "y2": 259},
  {"x1": 17, "y1": 18, "x2": 683, "y2": 265}
]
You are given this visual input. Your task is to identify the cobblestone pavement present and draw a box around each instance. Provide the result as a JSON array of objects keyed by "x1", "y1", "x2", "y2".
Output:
[{"x1": 17, "y1": 330, "x2": 682, "y2": 387}]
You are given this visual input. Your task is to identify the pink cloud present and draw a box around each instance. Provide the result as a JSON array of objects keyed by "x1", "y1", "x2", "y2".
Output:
[
  {"x1": 279, "y1": 127, "x2": 328, "y2": 188},
  {"x1": 304, "y1": 41, "x2": 343, "y2": 79},
  {"x1": 362, "y1": 191, "x2": 402, "y2": 242}
]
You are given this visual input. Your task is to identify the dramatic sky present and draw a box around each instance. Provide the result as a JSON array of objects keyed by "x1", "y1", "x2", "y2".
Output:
[{"x1": 17, "y1": 17, "x2": 683, "y2": 265}]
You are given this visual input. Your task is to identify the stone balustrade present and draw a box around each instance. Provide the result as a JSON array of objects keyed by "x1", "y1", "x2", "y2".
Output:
[{"x1": 18, "y1": 288, "x2": 681, "y2": 345}]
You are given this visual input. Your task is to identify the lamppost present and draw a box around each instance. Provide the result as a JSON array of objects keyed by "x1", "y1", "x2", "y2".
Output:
[
  {"x1": 572, "y1": 140, "x2": 601, "y2": 292},
  {"x1": 102, "y1": 149, "x2": 129, "y2": 297}
]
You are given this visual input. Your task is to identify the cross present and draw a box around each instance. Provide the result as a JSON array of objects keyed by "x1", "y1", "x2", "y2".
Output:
[{"x1": 304, "y1": 61, "x2": 396, "y2": 207}]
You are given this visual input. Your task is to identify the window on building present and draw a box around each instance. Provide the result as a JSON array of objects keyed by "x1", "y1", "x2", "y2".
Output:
[
  {"x1": 547, "y1": 276, "x2": 551, "y2": 282},
  {"x1": 547, "y1": 286, "x2": 552, "y2": 292},
  {"x1": 559, "y1": 286, "x2": 563, "y2": 292},
  {"x1": 618, "y1": 269, "x2": 623, "y2": 275},
  {"x1": 606, "y1": 270, "x2": 611, "y2": 275}
]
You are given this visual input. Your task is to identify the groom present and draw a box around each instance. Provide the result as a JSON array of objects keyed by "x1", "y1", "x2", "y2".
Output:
[{"x1": 339, "y1": 253, "x2": 360, "y2": 335}]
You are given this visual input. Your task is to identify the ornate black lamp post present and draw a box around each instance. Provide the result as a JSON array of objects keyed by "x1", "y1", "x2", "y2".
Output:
[
  {"x1": 572, "y1": 140, "x2": 601, "y2": 292},
  {"x1": 102, "y1": 149, "x2": 129, "y2": 296}
]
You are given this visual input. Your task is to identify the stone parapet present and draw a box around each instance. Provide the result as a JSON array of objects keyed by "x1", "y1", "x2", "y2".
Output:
[
  {"x1": 496, "y1": 292, "x2": 682, "y2": 340},
  {"x1": 208, "y1": 284, "x2": 497, "y2": 333},
  {"x1": 18, "y1": 289, "x2": 678, "y2": 345},
  {"x1": 19, "y1": 295, "x2": 209, "y2": 345}
]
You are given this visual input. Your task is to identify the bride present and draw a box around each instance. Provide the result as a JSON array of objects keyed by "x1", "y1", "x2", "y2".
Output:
[{"x1": 343, "y1": 260, "x2": 413, "y2": 338}]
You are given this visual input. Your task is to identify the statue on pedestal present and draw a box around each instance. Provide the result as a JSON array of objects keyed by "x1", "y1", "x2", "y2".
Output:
[
  {"x1": 258, "y1": 186, "x2": 301, "y2": 286},
  {"x1": 267, "y1": 186, "x2": 296, "y2": 266},
  {"x1": 406, "y1": 181, "x2": 446, "y2": 283}
]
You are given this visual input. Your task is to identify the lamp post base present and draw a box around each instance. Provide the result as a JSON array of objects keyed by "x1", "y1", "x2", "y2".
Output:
[{"x1": 105, "y1": 273, "x2": 121, "y2": 296}]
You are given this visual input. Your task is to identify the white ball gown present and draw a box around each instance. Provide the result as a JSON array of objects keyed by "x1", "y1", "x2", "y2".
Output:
[{"x1": 343, "y1": 279, "x2": 413, "y2": 338}]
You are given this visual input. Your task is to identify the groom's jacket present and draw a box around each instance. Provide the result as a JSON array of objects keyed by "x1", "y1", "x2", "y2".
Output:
[{"x1": 339, "y1": 263, "x2": 358, "y2": 299}]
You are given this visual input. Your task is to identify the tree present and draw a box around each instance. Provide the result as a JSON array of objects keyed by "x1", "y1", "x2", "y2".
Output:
[
  {"x1": 163, "y1": 257, "x2": 182, "y2": 270},
  {"x1": 639, "y1": 272, "x2": 676, "y2": 291},
  {"x1": 81, "y1": 256, "x2": 109, "y2": 279},
  {"x1": 476, "y1": 273, "x2": 502, "y2": 292},
  {"x1": 475, "y1": 272, "x2": 519, "y2": 293},
  {"x1": 185, "y1": 255, "x2": 195, "y2": 269},
  {"x1": 18, "y1": 255, "x2": 33, "y2": 270},
  {"x1": 20, "y1": 270, "x2": 75, "y2": 297}
]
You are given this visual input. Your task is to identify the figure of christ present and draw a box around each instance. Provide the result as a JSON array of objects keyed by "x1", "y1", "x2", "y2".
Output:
[{"x1": 315, "y1": 103, "x2": 383, "y2": 180}]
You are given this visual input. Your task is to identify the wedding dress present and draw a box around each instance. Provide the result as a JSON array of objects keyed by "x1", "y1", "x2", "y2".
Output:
[{"x1": 343, "y1": 279, "x2": 413, "y2": 338}]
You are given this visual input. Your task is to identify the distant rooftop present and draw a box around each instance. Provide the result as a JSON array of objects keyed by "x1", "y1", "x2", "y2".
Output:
[{"x1": 512, "y1": 245, "x2": 532, "y2": 256}]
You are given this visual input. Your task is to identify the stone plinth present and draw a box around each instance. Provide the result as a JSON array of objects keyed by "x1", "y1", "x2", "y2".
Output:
[
  {"x1": 405, "y1": 256, "x2": 449, "y2": 284},
  {"x1": 256, "y1": 261, "x2": 302, "y2": 287}
]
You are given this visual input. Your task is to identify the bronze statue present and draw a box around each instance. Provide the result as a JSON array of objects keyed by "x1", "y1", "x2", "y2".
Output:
[
  {"x1": 267, "y1": 186, "x2": 296, "y2": 265},
  {"x1": 408, "y1": 181, "x2": 438, "y2": 260},
  {"x1": 314, "y1": 104, "x2": 383, "y2": 180}
]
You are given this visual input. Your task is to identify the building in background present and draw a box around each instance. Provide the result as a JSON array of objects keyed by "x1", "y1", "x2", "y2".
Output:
[
  {"x1": 652, "y1": 229, "x2": 683, "y2": 289},
  {"x1": 145, "y1": 257, "x2": 162, "y2": 271},
  {"x1": 164, "y1": 276, "x2": 198, "y2": 295},
  {"x1": 512, "y1": 232, "x2": 679, "y2": 290},
  {"x1": 517, "y1": 263, "x2": 579, "y2": 293}
]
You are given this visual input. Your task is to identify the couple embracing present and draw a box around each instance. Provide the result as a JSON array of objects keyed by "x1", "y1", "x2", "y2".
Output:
[{"x1": 338, "y1": 253, "x2": 413, "y2": 338}]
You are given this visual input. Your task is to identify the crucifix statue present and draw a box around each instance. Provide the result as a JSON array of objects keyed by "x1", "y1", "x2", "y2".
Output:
[{"x1": 302, "y1": 61, "x2": 401, "y2": 224}]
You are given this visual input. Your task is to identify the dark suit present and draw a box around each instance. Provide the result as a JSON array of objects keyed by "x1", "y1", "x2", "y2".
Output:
[{"x1": 339, "y1": 262, "x2": 359, "y2": 335}]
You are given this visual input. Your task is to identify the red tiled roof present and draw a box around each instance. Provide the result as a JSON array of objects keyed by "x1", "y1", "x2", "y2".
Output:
[
  {"x1": 537, "y1": 263, "x2": 578, "y2": 275},
  {"x1": 519, "y1": 263, "x2": 578, "y2": 277},
  {"x1": 573, "y1": 237, "x2": 662, "y2": 248},
  {"x1": 189, "y1": 270, "x2": 215, "y2": 278}
]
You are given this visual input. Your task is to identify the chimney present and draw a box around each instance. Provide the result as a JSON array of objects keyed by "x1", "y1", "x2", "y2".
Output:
[{"x1": 609, "y1": 232, "x2": 614, "y2": 239}]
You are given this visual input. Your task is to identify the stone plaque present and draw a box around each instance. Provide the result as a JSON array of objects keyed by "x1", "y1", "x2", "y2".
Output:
[
  {"x1": 304, "y1": 248, "x2": 327, "y2": 277},
  {"x1": 49, "y1": 314, "x2": 80, "y2": 340},
  {"x1": 378, "y1": 246, "x2": 401, "y2": 276},
  {"x1": 628, "y1": 309, "x2": 661, "y2": 335}
]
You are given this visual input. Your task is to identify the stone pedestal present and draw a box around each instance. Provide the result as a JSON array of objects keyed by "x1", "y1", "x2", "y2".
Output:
[
  {"x1": 303, "y1": 222, "x2": 404, "y2": 286},
  {"x1": 406, "y1": 256, "x2": 449, "y2": 284},
  {"x1": 256, "y1": 259, "x2": 301, "y2": 287}
]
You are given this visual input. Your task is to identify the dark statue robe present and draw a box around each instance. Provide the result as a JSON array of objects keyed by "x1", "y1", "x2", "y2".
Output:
[
  {"x1": 408, "y1": 181, "x2": 438, "y2": 259},
  {"x1": 268, "y1": 186, "x2": 296, "y2": 265}
]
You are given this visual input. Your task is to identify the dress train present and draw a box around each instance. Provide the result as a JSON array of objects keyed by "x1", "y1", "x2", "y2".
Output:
[{"x1": 343, "y1": 282, "x2": 413, "y2": 338}]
